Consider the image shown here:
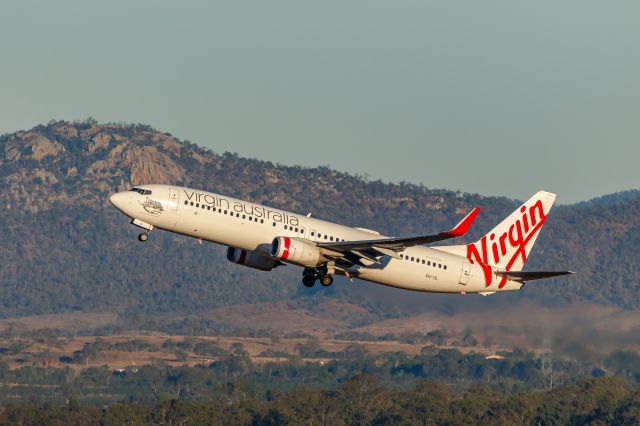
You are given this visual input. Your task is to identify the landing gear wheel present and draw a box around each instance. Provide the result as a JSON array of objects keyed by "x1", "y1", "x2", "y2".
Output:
[
  {"x1": 138, "y1": 233, "x2": 149, "y2": 242},
  {"x1": 302, "y1": 276, "x2": 316, "y2": 288},
  {"x1": 320, "y1": 275, "x2": 334, "y2": 287}
]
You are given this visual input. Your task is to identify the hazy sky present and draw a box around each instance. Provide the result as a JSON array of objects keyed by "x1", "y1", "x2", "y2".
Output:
[{"x1": 1, "y1": 1, "x2": 638, "y2": 203}]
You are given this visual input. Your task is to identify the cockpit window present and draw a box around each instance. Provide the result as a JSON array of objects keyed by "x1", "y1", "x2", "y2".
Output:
[{"x1": 129, "y1": 188, "x2": 152, "y2": 195}]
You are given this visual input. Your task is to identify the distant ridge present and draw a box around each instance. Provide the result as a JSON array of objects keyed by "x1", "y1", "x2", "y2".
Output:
[
  {"x1": 0, "y1": 120, "x2": 638, "y2": 318},
  {"x1": 575, "y1": 190, "x2": 640, "y2": 208}
]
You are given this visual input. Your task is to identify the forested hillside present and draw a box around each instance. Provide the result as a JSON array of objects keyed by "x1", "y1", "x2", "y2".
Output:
[{"x1": 1, "y1": 120, "x2": 638, "y2": 317}]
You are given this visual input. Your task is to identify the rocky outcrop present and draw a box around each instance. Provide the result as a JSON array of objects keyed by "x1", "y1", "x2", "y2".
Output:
[
  {"x1": 88, "y1": 132, "x2": 112, "y2": 153},
  {"x1": 4, "y1": 133, "x2": 65, "y2": 162},
  {"x1": 0, "y1": 121, "x2": 196, "y2": 211}
]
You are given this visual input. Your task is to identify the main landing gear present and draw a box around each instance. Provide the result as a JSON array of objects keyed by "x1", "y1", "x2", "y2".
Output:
[
  {"x1": 302, "y1": 275, "x2": 316, "y2": 288},
  {"x1": 320, "y1": 275, "x2": 334, "y2": 287},
  {"x1": 302, "y1": 267, "x2": 334, "y2": 288}
]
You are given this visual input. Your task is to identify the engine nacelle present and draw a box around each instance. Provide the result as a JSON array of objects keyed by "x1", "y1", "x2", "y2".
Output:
[
  {"x1": 226, "y1": 247, "x2": 281, "y2": 272},
  {"x1": 270, "y1": 237, "x2": 323, "y2": 267}
]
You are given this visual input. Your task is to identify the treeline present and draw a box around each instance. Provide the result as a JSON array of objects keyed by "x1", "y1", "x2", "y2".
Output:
[
  {"x1": 3, "y1": 346, "x2": 640, "y2": 406},
  {"x1": 1, "y1": 376, "x2": 639, "y2": 425}
]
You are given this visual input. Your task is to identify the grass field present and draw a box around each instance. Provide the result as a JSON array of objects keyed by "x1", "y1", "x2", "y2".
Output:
[{"x1": 1, "y1": 299, "x2": 639, "y2": 372}]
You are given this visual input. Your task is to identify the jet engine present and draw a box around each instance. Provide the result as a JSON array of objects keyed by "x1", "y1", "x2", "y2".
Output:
[
  {"x1": 226, "y1": 247, "x2": 282, "y2": 271},
  {"x1": 270, "y1": 237, "x2": 324, "y2": 267}
]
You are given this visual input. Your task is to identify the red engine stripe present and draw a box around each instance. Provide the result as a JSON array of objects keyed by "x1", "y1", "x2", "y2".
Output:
[
  {"x1": 281, "y1": 237, "x2": 291, "y2": 260},
  {"x1": 238, "y1": 249, "x2": 247, "y2": 265}
]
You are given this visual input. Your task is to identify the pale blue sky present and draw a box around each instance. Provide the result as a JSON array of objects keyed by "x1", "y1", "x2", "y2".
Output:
[{"x1": 1, "y1": 1, "x2": 638, "y2": 203}]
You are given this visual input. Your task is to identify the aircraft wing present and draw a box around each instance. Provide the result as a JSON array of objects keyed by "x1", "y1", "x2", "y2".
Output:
[{"x1": 316, "y1": 207, "x2": 480, "y2": 264}]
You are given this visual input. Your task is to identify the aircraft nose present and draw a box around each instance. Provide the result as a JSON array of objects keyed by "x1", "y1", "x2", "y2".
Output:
[{"x1": 109, "y1": 192, "x2": 127, "y2": 211}]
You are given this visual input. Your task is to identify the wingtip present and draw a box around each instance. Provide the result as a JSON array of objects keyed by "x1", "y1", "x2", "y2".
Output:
[{"x1": 443, "y1": 207, "x2": 480, "y2": 237}]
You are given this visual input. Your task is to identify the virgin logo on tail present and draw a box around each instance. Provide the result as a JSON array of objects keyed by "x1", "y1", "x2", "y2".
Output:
[{"x1": 466, "y1": 200, "x2": 547, "y2": 288}]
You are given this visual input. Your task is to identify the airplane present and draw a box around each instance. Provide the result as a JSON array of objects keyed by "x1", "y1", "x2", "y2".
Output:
[{"x1": 109, "y1": 185, "x2": 573, "y2": 295}]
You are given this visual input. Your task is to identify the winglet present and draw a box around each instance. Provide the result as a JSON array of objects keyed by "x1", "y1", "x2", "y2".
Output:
[{"x1": 442, "y1": 207, "x2": 480, "y2": 237}]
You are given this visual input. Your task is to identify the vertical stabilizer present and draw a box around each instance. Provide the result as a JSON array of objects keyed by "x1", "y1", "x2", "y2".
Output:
[{"x1": 467, "y1": 191, "x2": 556, "y2": 273}]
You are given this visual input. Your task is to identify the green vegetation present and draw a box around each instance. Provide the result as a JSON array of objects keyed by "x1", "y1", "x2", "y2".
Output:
[
  {"x1": 1, "y1": 345, "x2": 639, "y2": 405},
  {"x1": 1, "y1": 376, "x2": 639, "y2": 425}
]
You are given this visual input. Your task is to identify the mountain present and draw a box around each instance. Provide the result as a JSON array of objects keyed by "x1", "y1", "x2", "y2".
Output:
[{"x1": 1, "y1": 119, "x2": 638, "y2": 319}]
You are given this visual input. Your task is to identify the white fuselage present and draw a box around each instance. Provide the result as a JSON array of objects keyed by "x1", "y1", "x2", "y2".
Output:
[{"x1": 110, "y1": 184, "x2": 523, "y2": 294}]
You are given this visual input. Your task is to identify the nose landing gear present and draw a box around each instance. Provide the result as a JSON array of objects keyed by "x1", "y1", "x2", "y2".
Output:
[{"x1": 131, "y1": 219, "x2": 153, "y2": 243}]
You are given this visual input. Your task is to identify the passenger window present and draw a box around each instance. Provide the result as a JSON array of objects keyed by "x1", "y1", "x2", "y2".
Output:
[
  {"x1": 284, "y1": 225, "x2": 288, "y2": 230},
  {"x1": 300, "y1": 229, "x2": 304, "y2": 234},
  {"x1": 224, "y1": 210, "x2": 227, "y2": 214},
  {"x1": 330, "y1": 236, "x2": 334, "y2": 241},
  {"x1": 422, "y1": 260, "x2": 425, "y2": 264},
  {"x1": 261, "y1": 219, "x2": 264, "y2": 223},
  {"x1": 438, "y1": 264, "x2": 442, "y2": 268},
  {"x1": 242, "y1": 215, "x2": 246, "y2": 219},
  {"x1": 190, "y1": 202, "x2": 194, "y2": 206},
  {"x1": 311, "y1": 232, "x2": 315, "y2": 236},
  {"x1": 294, "y1": 228, "x2": 298, "y2": 232},
  {"x1": 207, "y1": 206, "x2": 211, "y2": 210},
  {"x1": 273, "y1": 222, "x2": 276, "y2": 227},
  {"x1": 444, "y1": 265, "x2": 447, "y2": 270}
]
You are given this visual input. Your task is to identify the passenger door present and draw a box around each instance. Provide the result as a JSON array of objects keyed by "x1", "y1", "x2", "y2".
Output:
[
  {"x1": 167, "y1": 187, "x2": 179, "y2": 211},
  {"x1": 459, "y1": 261, "x2": 471, "y2": 285}
]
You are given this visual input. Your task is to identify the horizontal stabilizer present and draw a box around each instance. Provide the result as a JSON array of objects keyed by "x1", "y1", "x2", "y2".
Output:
[{"x1": 495, "y1": 270, "x2": 575, "y2": 282}]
